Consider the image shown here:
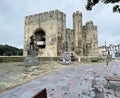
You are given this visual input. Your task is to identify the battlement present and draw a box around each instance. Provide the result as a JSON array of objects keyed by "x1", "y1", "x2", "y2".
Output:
[
  {"x1": 66, "y1": 28, "x2": 73, "y2": 33},
  {"x1": 24, "y1": 9, "x2": 98, "y2": 57},
  {"x1": 85, "y1": 21, "x2": 93, "y2": 25},
  {"x1": 86, "y1": 21, "x2": 96, "y2": 27},
  {"x1": 73, "y1": 11, "x2": 82, "y2": 16},
  {"x1": 83, "y1": 21, "x2": 97, "y2": 31},
  {"x1": 25, "y1": 9, "x2": 66, "y2": 24},
  {"x1": 93, "y1": 26, "x2": 97, "y2": 30},
  {"x1": 66, "y1": 28, "x2": 73, "y2": 31}
]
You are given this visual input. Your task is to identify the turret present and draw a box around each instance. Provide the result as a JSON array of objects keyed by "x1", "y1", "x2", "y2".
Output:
[{"x1": 73, "y1": 11, "x2": 83, "y2": 56}]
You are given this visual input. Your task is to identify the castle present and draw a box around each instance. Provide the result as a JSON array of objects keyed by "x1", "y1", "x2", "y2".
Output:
[{"x1": 24, "y1": 9, "x2": 98, "y2": 57}]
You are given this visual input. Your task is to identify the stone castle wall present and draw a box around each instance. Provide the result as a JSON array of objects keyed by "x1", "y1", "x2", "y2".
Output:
[
  {"x1": 83, "y1": 21, "x2": 98, "y2": 56},
  {"x1": 73, "y1": 11, "x2": 83, "y2": 56},
  {"x1": 66, "y1": 29, "x2": 74, "y2": 53},
  {"x1": 24, "y1": 9, "x2": 98, "y2": 57},
  {"x1": 24, "y1": 10, "x2": 66, "y2": 57},
  {"x1": 25, "y1": 10, "x2": 66, "y2": 25}
]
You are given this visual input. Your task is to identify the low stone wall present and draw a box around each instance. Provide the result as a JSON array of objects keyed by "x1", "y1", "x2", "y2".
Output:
[
  {"x1": 38, "y1": 57, "x2": 62, "y2": 61},
  {"x1": 0, "y1": 56, "x2": 62, "y2": 62},
  {"x1": 0, "y1": 56, "x2": 106, "y2": 62},
  {"x1": 77, "y1": 56, "x2": 106, "y2": 63},
  {"x1": 0, "y1": 56, "x2": 25, "y2": 62}
]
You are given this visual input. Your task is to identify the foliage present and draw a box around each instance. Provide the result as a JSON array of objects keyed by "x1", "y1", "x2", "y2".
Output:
[
  {"x1": 86, "y1": 0, "x2": 120, "y2": 13},
  {"x1": 89, "y1": 57, "x2": 98, "y2": 62},
  {"x1": 0, "y1": 44, "x2": 23, "y2": 56}
]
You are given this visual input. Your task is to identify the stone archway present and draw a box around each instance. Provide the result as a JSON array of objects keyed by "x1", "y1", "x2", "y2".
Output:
[{"x1": 34, "y1": 29, "x2": 46, "y2": 49}]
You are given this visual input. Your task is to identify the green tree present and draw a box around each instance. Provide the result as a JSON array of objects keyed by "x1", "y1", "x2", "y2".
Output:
[
  {"x1": 86, "y1": 0, "x2": 120, "y2": 13},
  {"x1": 0, "y1": 45, "x2": 23, "y2": 56}
]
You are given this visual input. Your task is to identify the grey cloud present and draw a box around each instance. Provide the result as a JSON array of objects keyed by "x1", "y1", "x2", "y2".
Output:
[{"x1": 0, "y1": 0, "x2": 120, "y2": 48}]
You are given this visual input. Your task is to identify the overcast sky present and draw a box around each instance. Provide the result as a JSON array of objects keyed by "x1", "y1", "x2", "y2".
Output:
[{"x1": 0, "y1": 0, "x2": 120, "y2": 48}]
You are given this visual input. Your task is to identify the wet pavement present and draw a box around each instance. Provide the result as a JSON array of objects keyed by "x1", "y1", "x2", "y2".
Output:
[{"x1": 0, "y1": 62, "x2": 120, "y2": 98}]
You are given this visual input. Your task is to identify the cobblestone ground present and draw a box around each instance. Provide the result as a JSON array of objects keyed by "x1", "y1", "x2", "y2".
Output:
[
  {"x1": 0, "y1": 61, "x2": 81, "y2": 93},
  {"x1": 0, "y1": 61, "x2": 120, "y2": 98}
]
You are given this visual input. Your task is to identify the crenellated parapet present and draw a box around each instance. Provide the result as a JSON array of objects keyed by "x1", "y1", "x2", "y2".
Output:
[
  {"x1": 25, "y1": 9, "x2": 66, "y2": 25},
  {"x1": 83, "y1": 21, "x2": 97, "y2": 31},
  {"x1": 66, "y1": 28, "x2": 73, "y2": 34},
  {"x1": 24, "y1": 9, "x2": 98, "y2": 57},
  {"x1": 86, "y1": 21, "x2": 93, "y2": 27},
  {"x1": 73, "y1": 11, "x2": 82, "y2": 16},
  {"x1": 82, "y1": 21, "x2": 98, "y2": 56}
]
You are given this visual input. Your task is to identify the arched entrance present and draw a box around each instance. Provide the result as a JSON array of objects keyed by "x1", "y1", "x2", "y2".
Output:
[{"x1": 34, "y1": 29, "x2": 46, "y2": 49}]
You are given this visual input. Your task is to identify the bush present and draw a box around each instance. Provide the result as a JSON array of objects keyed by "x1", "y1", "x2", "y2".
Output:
[{"x1": 89, "y1": 57, "x2": 98, "y2": 62}]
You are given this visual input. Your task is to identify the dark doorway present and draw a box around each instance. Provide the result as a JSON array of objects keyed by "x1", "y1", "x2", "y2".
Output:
[{"x1": 34, "y1": 29, "x2": 46, "y2": 48}]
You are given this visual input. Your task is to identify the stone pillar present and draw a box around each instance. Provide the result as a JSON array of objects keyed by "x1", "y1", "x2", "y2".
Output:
[{"x1": 24, "y1": 49, "x2": 40, "y2": 66}]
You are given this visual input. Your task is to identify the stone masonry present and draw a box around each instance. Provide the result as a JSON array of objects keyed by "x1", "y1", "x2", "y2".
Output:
[{"x1": 24, "y1": 9, "x2": 98, "y2": 57}]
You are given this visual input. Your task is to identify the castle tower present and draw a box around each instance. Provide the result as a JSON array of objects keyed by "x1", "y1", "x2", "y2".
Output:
[
  {"x1": 73, "y1": 11, "x2": 83, "y2": 56},
  {"x1": 24, "y1": 10, "x2": 66, "y2": 57},
  {"x1": 24, "y1": 10, "x2": 98, "y2": 57},
  {"x1": 83, "y1": 21, "x2": 98, "y2": 56}
]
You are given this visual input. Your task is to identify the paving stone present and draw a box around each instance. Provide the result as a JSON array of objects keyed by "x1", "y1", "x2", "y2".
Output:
[
  {"x1": 81, "y1": 94, "x2": 92, "y2": 98},
  {"x1": 20, "y1": 84, "x2": 33, "y2": 91},
  {"x1": 12, "y1": 89, "x2": 26, "y2": 96},
  {"x1": 20, "y1": 90, "x2": 35, "y2": 98},
  {"x1": 69, "y1": 87, "x2": 82, "y2": 94},
  {"x1": 61, "y1": 86, "x2": 70, "y2": 91},
  {"x1": 30, "y1": 80, "x2": 41, "y2": 85},
  {"x1": 44, "y1": 83, "x2": 55, "y2": 89},
  {"x1": 56, "y1": 81, "x2": 68, "y2": 86},
  {"x1": 63, "y1": 92, "x2": 74, "y2": 98},
  {"x1": 9, "y1": 95, "x2": 20, "y2": 98},
  {"x1": 0, "y1": 93, "x2": 13, "y2": 98},
  {"x1": 6, "y1": 87, "x2": 21, "y2": 94},
  {"x1": 1, "y1": 63, "x2": 120, "y2": 97}
]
